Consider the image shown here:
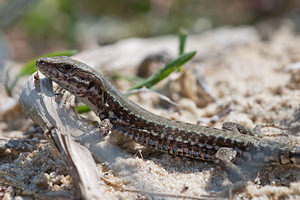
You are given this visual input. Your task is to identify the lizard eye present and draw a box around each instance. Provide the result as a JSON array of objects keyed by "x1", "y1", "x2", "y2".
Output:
[
  {"x1": 39, "y1": 60, "x2": 46, "y2": 65},
  {"x1": 58, "y1": 64, "x2": 73, "y2": 73},
  {"x1": 63, "y1": 65, "x2": 72, "y2": 71}
]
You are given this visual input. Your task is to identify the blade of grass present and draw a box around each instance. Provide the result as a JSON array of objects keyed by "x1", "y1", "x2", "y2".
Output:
[
  {"x1": 112, "y1": 74, "x2": 145, "y2": 85},
  {"x1": 77, "y1": 105, "x2": 91, "y2": 114},
  {"x1": 129, "y1": 51, "x2": 196, "y2": 90},
  {"x1": 179, "y1": 29, "x2": 187, "y2": 56}
]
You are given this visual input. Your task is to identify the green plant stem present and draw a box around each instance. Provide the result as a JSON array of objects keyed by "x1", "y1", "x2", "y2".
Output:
[{"x1": 129, "y1": 51, "x2": 196, "y2": 90}]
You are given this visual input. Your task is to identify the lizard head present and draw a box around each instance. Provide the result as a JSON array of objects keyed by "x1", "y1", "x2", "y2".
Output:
[
  {"x1": 37, "y1": 56, "x2": 76, "y2": 78},
  {"x1": 36, "y1": 56, "x2": 100, "y2": 97}
]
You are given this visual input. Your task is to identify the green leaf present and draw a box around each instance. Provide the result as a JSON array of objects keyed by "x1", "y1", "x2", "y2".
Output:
[
  {"x1": 178, "y1": 29, "x2": 187, "y2": 56},
  {"x1": 112, "y1": 74, "x2": 145, "y2": 85},
  {"x1": 129, "y1": 51, "x2": 196, "y2": 90},
  {"x1": 77, "y1": 105, "x2": 91, "y2": 114}
]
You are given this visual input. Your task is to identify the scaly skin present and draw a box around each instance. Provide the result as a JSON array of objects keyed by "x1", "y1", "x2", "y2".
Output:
[{"x1": 36, "y1": 56, "x2": 300, "y2": 165}]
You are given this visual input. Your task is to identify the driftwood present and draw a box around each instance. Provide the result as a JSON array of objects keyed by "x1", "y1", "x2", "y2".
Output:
[{"x1": 19, "y1": 72, "x2": 113, "y2": 199}]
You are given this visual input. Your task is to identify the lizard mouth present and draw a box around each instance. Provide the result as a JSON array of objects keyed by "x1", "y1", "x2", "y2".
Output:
[
  {"x1": 36, "y1": 57, "x2": 64, "y2": 81},
  {"x1": 36, "y1": 58, "x2": 52, "y2": 76}
]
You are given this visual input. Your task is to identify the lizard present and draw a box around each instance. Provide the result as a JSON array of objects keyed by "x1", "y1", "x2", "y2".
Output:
[{"x1": 36, "y1": 56, "x2": 300, "y2": 196}]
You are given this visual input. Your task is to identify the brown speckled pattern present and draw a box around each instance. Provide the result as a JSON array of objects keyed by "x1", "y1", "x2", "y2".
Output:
[{"x1": 36, "y1": 56, "x2": 300, "y2": 165}]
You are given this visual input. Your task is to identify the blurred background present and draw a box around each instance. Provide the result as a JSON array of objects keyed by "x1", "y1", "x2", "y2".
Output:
[
  {"x1": 2, "y1": 1, "x2": 300, "y2": 199},
  {"x1": 1, "y1": 0, "x2": 300, "y2": 62}
]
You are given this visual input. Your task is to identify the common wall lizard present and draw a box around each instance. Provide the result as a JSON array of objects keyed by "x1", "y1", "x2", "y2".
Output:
[{"x1": 36, "y1": 56, "x2": 300, "y2": 167}]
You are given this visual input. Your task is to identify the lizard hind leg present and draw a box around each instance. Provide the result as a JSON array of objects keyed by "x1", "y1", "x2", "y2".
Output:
[
  {"x1": 215, "y1": 147, "x2": 245, "y2": 183},
  {"x1": 214, "y1": 147, "x2": 248, "y2": 199}
]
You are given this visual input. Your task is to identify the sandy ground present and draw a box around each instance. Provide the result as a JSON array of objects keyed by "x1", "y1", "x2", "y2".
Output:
[{"x1": 1, "y1": 20, "x2": 300, "y2": 199}]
